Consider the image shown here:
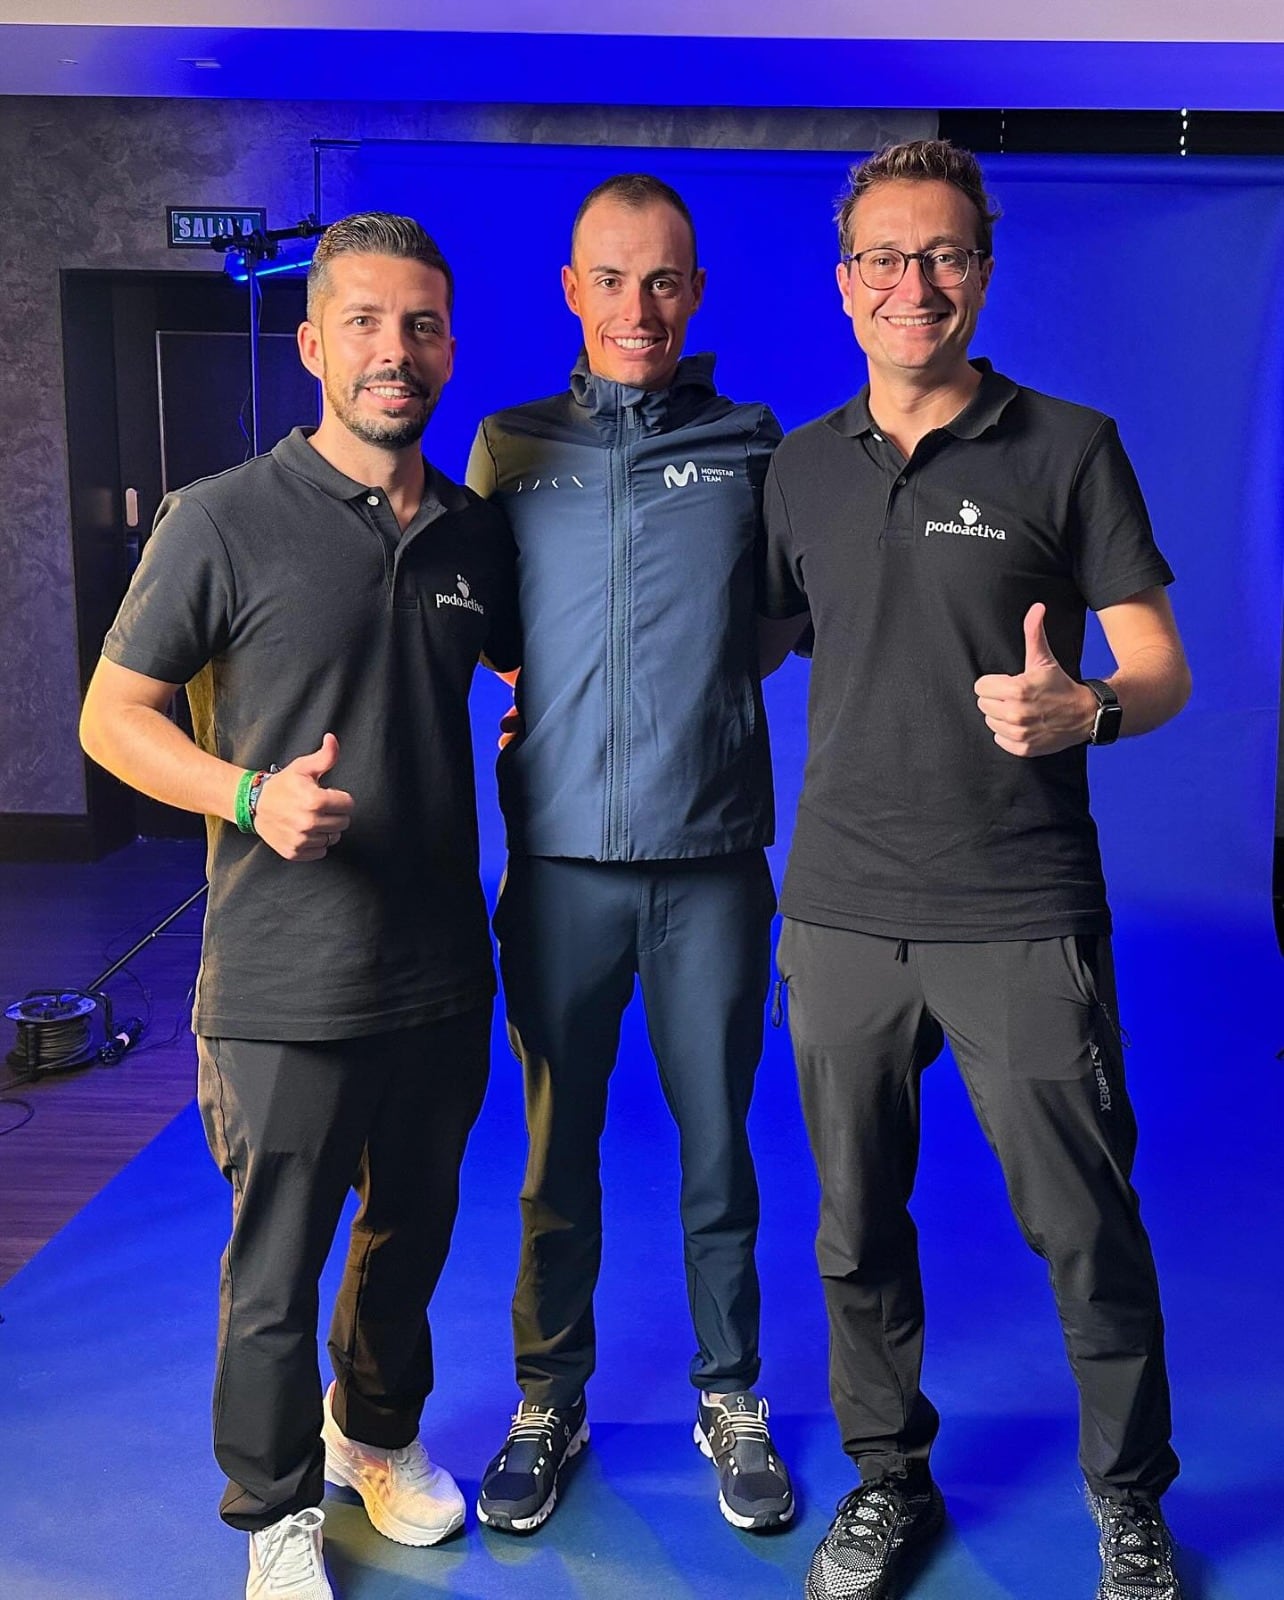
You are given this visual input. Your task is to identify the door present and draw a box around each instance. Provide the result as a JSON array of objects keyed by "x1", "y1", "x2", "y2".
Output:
[{"x1": 63, "y1": 268, "x2": 317, "y2": 851}]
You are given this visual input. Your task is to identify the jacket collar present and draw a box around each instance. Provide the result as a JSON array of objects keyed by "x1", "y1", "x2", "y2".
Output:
[{"x1": 569, "y1": 350, "x2": 718, "y2": 431}]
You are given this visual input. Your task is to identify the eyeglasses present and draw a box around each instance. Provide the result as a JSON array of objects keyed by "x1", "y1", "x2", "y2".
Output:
[{"x1": 840, "y1": 247, "x2": 988, "y2": 290}]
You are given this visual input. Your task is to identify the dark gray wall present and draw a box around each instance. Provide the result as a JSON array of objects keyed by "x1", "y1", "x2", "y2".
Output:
[{"x1": 0, "y1": 95, "x2": 928, "y2": 826}]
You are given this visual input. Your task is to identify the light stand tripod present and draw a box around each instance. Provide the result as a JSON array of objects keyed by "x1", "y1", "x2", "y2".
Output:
[{"x1": 209, "y1": 217, "x2": 325, "y2": 455}]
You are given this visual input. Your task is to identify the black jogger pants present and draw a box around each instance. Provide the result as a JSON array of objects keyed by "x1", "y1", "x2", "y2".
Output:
[
  {"x1": 197, "y1": 1007, "x2": 491, "y2": 1531},
  {"x1": 777, "y1": 919, "x2": 1178, "y2": 1500}
]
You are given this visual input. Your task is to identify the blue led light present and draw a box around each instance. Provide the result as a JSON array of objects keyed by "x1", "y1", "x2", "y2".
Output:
[{"x1": 222, "y1": 237, "x2": 316, "y2": 283}]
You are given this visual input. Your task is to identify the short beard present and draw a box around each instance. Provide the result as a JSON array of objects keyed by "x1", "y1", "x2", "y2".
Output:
[{"x1": 326, "y1": 370, "x2": 437, "y2": 451}]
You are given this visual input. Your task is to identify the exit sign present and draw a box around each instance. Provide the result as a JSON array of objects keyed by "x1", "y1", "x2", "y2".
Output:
[{"x1": 167, "y1": 207, "x2": 266, "y2": 248}]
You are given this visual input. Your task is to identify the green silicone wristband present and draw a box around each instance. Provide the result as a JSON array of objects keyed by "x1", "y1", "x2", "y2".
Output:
[{"x1": 234, "y1": 769, "x2": 256, "y2": 834}]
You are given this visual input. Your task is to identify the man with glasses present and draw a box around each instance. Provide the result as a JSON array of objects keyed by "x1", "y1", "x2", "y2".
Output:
[{"x1": 762, "y1": 140, "x2": 1191, "y2": 1600}]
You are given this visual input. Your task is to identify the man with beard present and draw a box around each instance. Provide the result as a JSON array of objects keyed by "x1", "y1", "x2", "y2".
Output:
[{"x1": 80, "y1": 213, "x2": 520, "y2": 1600}]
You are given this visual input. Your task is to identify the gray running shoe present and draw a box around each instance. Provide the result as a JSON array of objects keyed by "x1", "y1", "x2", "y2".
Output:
[
  {"x1": 805, "y1": 1477, "x2": 944, "y2": 1599},
  {"x1": 1088, "y1": 1489, "x2": 1184, "y2": 1600}
]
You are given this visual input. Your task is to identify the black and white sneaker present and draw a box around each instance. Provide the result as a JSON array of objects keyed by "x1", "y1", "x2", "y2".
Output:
[
  {"x1": 694, "y1": 1391, "x2": 794, "y2": 1530},
  {"x1": 476, "y1": 1397, "x2": 589, "y2": 1534},
  {"x1": 1088, "y1": 1489, "x2": 1184, "y2": 1599},
  {"x1": 805, "y1": 1477, "x2": 945, "y2": 1599}
]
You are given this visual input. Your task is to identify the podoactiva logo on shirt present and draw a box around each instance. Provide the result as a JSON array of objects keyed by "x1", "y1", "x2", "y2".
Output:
[
  {"x1": 436, "y1": 574, "x2": 485, "y2": 613},
  {"x1": 924, "y1": 498, "x2": 1007, "y2": 541}
]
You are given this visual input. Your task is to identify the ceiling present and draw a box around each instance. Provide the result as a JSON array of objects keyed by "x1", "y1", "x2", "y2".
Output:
[
  {"x1": 9, "y1": 2, "x2": 1284, "y2": 39},
  {"x1": 2, "y1": 3, "x2": 1283, "y2": 109}
]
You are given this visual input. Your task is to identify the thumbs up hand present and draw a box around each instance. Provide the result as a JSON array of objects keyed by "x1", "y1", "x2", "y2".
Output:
[
  {"x1": 289, "y1": 731, "x2": 341, "y2": 783},
  {"x1": 249, "y1": 733, "x2": 355, "y2": 860},
  {"x1": 973, "y1": 604, "x2": 1098, "y2": 757}
]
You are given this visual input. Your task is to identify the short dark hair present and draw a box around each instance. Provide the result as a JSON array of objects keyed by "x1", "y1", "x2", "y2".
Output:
[
  {"x1": 307, "y1": 212, "x2": 454, "y2": 318},
  {"x1": 570, "y1": 174, "x2": 699, "y2": 271},
  {"x1": 835, "y1": 139, "x2": 1002, "y2": 257}
]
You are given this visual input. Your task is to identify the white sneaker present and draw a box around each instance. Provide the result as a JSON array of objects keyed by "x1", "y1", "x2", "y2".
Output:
[
  {"x1": 322, "y1": 1382, "x2": 465, "y2": 1546},
  {"x1": 247, "y1": 1507, "x2": 333, "y2": 1599}
]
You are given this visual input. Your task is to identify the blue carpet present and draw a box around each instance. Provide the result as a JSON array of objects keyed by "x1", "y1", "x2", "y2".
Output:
[{"x1": 0, "y1": 912, "x2": 1279, "y2": 1599}]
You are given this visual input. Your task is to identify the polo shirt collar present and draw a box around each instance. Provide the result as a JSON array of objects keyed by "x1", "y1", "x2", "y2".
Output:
[
  {"x1": 828, "y1": 358, "x2": 1019, "y2": 441},
  {"x1": 947, "y1": 360, "x2": 1019, "y2": 438},
  {"x1": 271, "y1": 426, "x2": 466, "y2": 515}
]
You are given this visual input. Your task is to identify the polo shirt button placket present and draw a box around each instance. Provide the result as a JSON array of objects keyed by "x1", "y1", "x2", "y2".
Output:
[
  {"x1": 880, "y1": 461, "x2": 914, "y2": 544},
  {"x1": 359, "y1": 491, "x2": 401, "y2": 608}
]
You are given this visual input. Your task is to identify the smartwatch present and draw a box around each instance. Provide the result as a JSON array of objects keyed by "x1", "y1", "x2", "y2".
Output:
[{"x1": 1082, "y1": 678, "x2": 1123, "y2": 746}]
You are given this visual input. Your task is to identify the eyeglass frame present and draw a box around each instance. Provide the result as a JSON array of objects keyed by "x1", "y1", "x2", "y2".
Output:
[{"x1": 839, "y1": 246, "x2": 990, "y2": 290}]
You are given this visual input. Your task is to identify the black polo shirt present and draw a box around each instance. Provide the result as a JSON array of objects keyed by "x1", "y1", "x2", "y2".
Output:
[
  {"x1": 104, "y1": 427, "x2": 521, "y2": 1039},
  {"x1": 762, "y1": 360, "x2": 1174, "y2": 941}
]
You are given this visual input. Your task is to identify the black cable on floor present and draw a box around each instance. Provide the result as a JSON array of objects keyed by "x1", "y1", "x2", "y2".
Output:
[{"x1": 0, "y1": 1098, "x2": 35, "y2": 1136}]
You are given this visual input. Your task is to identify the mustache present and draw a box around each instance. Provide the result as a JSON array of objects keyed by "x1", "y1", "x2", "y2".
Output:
[{"x1": 356, "y1": 367, "x2": 429, "y2": 397}]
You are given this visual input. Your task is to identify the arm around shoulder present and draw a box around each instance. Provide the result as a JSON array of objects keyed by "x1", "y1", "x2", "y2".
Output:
[
  {"x1": 755, "y1": 452, "x2": 811, "y2": 675},
  {"x1": 757, "y1": 613, "x2": 810, "y2": 678},
  {"x1": 465, "y1": 421, "x2": 498, "y2": 499}
]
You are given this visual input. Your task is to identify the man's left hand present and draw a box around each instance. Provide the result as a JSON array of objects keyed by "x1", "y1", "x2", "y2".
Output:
[{"x1": 973, "y1": 603, "x2": 1096, "y2": 758}]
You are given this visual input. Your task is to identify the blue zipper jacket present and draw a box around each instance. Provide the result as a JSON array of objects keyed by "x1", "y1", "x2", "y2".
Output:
[{"x1": 467, "y1": 352, "x2": 780, "y2": 862}]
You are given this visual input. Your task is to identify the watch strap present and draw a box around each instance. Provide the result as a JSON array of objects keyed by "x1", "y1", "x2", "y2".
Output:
[{"x1": 1082, "y1": 678, "x2": 1122, "y2": 745}]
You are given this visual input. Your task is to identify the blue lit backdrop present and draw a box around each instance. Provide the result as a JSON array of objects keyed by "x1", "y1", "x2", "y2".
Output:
[{"x1": 323, "y1": 142, "x2": 1284, "y2": 926}]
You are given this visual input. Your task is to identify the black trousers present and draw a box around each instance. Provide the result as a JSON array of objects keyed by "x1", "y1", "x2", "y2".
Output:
[
  {"x1": 777, "y1": 920, "x2": 1179, "y2": 1499},
  {"x1": 197, "y1": 1007, "x2": 491, "y2": 1532},
  {"x1": 496, "y1": 851, "x2": 776, "y2": 1405}
]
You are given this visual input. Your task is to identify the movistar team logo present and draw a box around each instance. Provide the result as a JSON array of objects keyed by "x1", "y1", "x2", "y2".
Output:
[
  {"x1": 663, "y1": 460, "x2": 736, "y2": 489},
  {"x1": 436, "y1": 573, "x2": 485, "y2": 613},
  {"x1": 925, "y1": 497, "x2": 1007, "y2": 541}
]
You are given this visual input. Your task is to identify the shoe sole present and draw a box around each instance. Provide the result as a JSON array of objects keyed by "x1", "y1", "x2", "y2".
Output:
[
  {"x1": 803, "y1": 1486, "x2": 947, "y2": 1600},
  {"x1": 693, "y1": 1420, "x2": 796, "y2": 1531},
  {"x1": 323, "y1": 1446, "x2": 465, "y2": 1548},
  {"x1": 476, "y1": 1419, "x2": 590, "y2": 1535}
]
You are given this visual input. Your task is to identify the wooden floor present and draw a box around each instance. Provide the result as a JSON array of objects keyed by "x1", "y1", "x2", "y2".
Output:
[{"x1": 0, "y1": 839, "x2": 205, "y2": 1286}]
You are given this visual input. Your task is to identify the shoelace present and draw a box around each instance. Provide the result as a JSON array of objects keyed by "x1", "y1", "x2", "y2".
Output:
[
  {"x1": 256, "y1": 1509, "x2": 324, "y2": 1592},
  {"x1": 834, "y1": 1485, "x2": 904, "y2": 1548},
  {"x1": 1102, "y1": 1499, "x2": 1173, "y2": 1582},
  {"x1": 388, "y1": 1442, "x2": 435, "y2": 1488},
  {"x1": 505, "y1": 1405, "x2": 562, "y2": 1449},
  {"x1": 710, "y1": 1397, "x2": 771, "y2": 1450}
]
